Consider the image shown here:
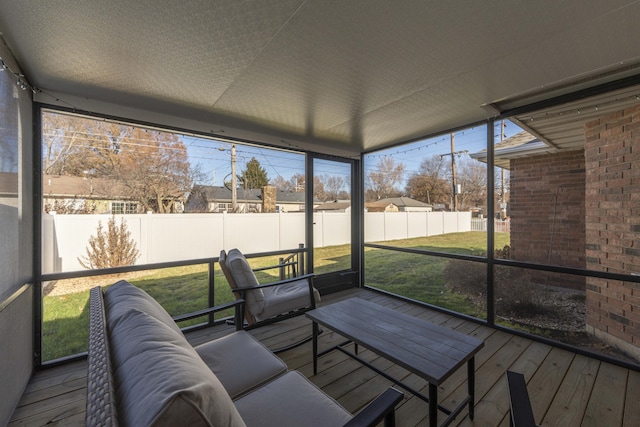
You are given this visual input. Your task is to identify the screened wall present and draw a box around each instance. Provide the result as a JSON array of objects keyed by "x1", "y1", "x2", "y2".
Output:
[{"x1": 363, "y1": 113, "x2": 640, "y2": 368}]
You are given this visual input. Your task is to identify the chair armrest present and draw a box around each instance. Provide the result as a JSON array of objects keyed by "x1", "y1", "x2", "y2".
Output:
[
  {"x1": 506, "y1": 371, "x2": 538, "y2": 427},
  {"x1": 172, "y1": 299, "x2": 245, "y2": 323},
  {"x1": 343, "y1": 387, "x2": 404, "y2": 427}
]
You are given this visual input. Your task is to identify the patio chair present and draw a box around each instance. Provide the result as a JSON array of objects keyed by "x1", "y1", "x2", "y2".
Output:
[
  {"x1": 506, "y1": 371, "x2": 539, "y2": 427},
  {"x1": 220, "y1": 248, "x2": 320, "y2": 352}
]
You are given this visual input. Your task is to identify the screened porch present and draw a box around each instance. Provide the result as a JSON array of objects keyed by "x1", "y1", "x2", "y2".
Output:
[{"x1": 2, "y1": 2, "x2": 640, "y2": 426}]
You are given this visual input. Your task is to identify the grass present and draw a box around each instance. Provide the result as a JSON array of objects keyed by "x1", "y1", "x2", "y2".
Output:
[
  {"x1": 365, "y1": 232, "x2": 509, "y2": 317},
  {"x1": 42, "y1": 232, "x2": 509, "y2": 361},
  {"x1": 42, "y1": 256, "x2": 289, "y2": 361}
]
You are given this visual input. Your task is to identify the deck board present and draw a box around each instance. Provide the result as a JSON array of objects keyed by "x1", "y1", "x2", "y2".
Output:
[
  {"x1": 541, "y1": 354, "x2": 599, "y2": 426},
  {"x1": 581, "y1": 362, "x2": 627, "y2": 427},
  {"x1": 9, "y1": 288, "x2": 640, "y2": 426},
  {"x1": 623, "y1": 369, "x2": 640, "y2": 427}
]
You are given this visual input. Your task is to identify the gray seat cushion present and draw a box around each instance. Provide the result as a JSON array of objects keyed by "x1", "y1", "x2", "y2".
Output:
[
  {"x1": 195, "y1": 330, "x2": 287, "y2": 399},
  {"x1": 234, "y1": 371, "x2": 353, "y2": 427},
  {"x1": 258, "y1": 278, "x2": 314, "y2": 321}
]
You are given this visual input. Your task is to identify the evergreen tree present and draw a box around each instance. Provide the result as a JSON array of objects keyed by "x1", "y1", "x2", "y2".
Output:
[{"x1": 240, "y1": 157, "x2": 269, "y2": 189}]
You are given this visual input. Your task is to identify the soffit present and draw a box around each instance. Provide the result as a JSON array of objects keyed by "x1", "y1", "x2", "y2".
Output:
[{"x1": 1, "y1": 1, "x2": 640, "y2": 155}]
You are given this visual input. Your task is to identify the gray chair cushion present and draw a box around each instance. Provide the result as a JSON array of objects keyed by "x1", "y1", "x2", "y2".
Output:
[
  {"x1": 234, "y1": 371, "x2": 353, "y2": 427},
  {"x1": 105, "y1": 280, "x2": 182, "y2": 336},
  {"x1": 257, "y1": 278, "x2": 314, "y2": 321},
  {"x1": 226, "y1": 249, "x2": 265, "y2": 316},
  {"x1": 195, "y1": 330, "x2": 287, "y2": 399},
  {"x1": 110, "y1": 309, "x2": 246, "y2": 427}
]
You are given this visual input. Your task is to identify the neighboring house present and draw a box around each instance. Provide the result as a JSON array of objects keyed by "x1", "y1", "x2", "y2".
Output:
[
  {"x1": 314, "y1": 201, "x2": 351, "y2": 212},
  {"x1": 43, "y1": 175, "x2": 185, "y2": 214},
  {"x1": 375, "y1": 197, "x2": 432, "y2": 212},
  {"x1": 364, "y1": 201, "x2": 398, "y2": 212},
  {"x1": 186, "y1": 185, "x2": 312, "y2": 213},
  {"x1": 316, "y1": 198, "x2": 427, "y2": 213},
  {"x1": 271, "y1": 189, "x2": 309, "y2": 212}
]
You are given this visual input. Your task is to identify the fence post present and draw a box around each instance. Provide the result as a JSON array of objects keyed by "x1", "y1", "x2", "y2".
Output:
[{"x1": 208, "y1": 259, "x2": 215, "y2": 327}]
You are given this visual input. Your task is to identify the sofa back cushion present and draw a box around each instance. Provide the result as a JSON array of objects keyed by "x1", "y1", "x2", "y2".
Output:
[
  {"x1": 226, "y1": 249, "x2": 265, "y2": 316},
  {"x1": 105, "y1": 280, "x2": 182, "y2": 336},
  {"x1": 109, "y1": 308, "x2": 246, "y2": 427}
]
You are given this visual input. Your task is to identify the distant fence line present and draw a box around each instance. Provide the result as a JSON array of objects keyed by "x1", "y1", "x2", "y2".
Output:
[
  {"x1": 43, "y1": 211, "x2": 478, "y2": 273},
  {"x1": 470, "y1": 218, "x2": 511, "y2": 233}
]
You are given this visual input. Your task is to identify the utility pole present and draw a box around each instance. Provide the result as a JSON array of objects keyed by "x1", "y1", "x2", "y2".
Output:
[
  {"x1": 501, "y1": 120, "x2": 505, "y2": 203},
  {"x1": 450, "y1": 133, "x2": 458, "y2": 211},
  {"x1": 231, "y1": 144, "x2": 237, "y2": 212},
  {"x1": 439, "y1": 135, "x2": 467, "y2": 212}
]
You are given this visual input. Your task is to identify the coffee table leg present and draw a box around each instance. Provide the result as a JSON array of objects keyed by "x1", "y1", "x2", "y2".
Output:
[
  {"x1": 312, "y1": 322, "x2": 319, "y2": 375},
  {"x1": 467, "y1": 357, "x2": 475, "y2": 420},
  {"x1": 429, "y1": 383, "x2": 437, "y2": 427}
]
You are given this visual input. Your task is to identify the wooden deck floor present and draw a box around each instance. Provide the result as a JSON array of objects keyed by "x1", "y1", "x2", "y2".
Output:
[{"x1": 9, "y1": 288, "x2": 640, "y2": 426}]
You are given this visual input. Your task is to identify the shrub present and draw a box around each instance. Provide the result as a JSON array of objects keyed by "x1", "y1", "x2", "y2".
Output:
[
  {"x1": 443, "y1": 250, "x2": 540, "y2": 316},
  {"x1": 78, "y1": 216, "x2": 140, "y2": 269}
]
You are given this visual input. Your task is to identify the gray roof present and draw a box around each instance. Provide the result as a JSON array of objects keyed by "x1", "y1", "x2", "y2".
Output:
[
  {"x1": 193, "y1": 185, "x2": 308, "y2": 204},
  {"x1": 314, "y1": 201, "x2": 351, "y2": 211},
  {"x1": 376, "y1": 197, "x2": 431, "y2": 208}
]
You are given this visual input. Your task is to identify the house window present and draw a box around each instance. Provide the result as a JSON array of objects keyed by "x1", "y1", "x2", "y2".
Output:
[
  {"x1": 217, "y1": 203, "x2": 231, "y2": 212},
  {"x1": 111, "y1": 201, "x2": 138, "y2": 214}
]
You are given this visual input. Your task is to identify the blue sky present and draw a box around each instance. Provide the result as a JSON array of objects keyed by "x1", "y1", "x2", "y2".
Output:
[
  {"x1": 182, "y1": 120, "x2": 523, "y2": 189},
  {"x1": 181, "y1": 136, "x2": 306, "y2": 186}
]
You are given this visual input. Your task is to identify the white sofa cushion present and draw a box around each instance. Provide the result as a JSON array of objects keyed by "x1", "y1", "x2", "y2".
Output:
[
  {"x1": 234, "y1": 371, "x2": 352, "y2": 427},
  {"x1": 195, "y1": 330, "x2": 287, "y2": 399},
  {"x1": 226, "y1": 249, "x2": 265, "y2": 316},
  {"x1": 110, "y1": 308, "x2": 246, "y2": 427}
]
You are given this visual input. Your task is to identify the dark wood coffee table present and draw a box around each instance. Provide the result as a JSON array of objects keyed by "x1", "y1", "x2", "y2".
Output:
[{"x1": 306, "y1": 297, "x2": 484, "y2": 427}]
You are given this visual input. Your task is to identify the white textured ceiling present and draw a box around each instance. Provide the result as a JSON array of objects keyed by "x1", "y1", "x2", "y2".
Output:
[{"x1": 1, "y1": 0, "x2": 640, "y2": 156}]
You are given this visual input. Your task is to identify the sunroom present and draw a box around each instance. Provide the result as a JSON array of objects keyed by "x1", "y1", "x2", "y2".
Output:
[{"x1": 2, "y1": 1, "x2": 640, "y2": 426}]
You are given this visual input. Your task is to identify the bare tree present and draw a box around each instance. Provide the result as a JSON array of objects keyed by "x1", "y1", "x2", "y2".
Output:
[
  {"x1": 457, "y1": 157, "x2": 488, "y2": 211},
  {"x1": 323, "y1": 175, "x2": 348, "y2": 200},
  {"x1": 366, "y1": 157, "x2": 405, "y2": 201},
  {"x1": 42, "y1": 112, "x2": 194, "y2": 213},
  {"x1": 405, "y1": 155, "x2": 450, "y2": 205},
  {"x1": 270, "y1": 175, "x2": 294, "y2": 192}
]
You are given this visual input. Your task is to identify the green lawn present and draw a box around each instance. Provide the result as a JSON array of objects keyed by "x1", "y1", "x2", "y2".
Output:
[
  {"x1": 365, "y1": 232, "x2": 509, "y2": 316},
  {"x1": 42, "y1": 232, "x2": 508, "y2": 361}
]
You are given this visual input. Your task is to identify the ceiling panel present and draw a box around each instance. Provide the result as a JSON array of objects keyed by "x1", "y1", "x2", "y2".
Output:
[{"x1": 1, "y1": 0, "x2": 640, "y2": 155}]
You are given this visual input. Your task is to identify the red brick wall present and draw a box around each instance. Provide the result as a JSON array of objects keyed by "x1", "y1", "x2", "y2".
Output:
[
  {"x1": 585, "y1": 105, "x2": 640, "y2": 357},
  {"x1": 509, "y1": 150, "x2": 586, "y2": 289}
]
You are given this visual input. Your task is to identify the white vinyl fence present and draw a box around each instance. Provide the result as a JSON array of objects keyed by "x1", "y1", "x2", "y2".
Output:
[
  {"x1": 43, "y1": 211, "x2": 473, "y2": 273},
  {"x1": 470, "y1": 218, "x2": 511, "y2": 233}
]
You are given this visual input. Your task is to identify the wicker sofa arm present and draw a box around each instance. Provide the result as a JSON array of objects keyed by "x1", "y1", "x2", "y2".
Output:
[{"x1": 86, "y1": 287, "x2": 119, "y2": 427}]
